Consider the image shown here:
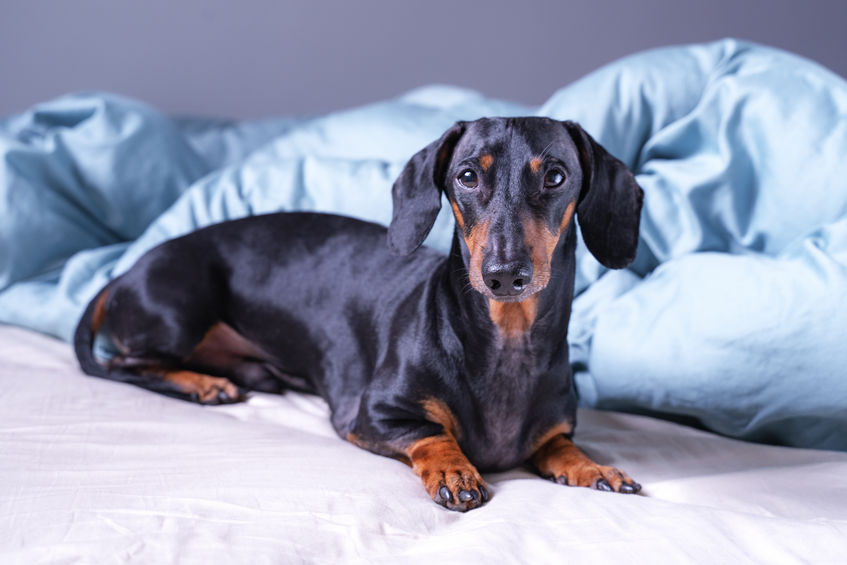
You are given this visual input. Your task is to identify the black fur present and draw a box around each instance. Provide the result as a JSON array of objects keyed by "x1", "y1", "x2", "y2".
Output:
[{"x1": 74, "y1": 117, "x2": 644, "y2": 511}]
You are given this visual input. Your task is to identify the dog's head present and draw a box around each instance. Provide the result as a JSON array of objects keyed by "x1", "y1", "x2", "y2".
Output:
[{"x1": 388, "y1": 117, "x2": 643, "y2": 302}]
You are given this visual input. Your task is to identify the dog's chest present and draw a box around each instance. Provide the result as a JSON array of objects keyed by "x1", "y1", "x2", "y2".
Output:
[{"x1": 461, "y1": 347, "x2": 550, "y2": 471}]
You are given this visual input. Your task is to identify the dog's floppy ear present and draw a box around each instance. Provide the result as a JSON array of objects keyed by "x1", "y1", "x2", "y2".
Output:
[
  {"x1": 564, "y1": 121, "x2": 644, "y2": 269},
  {"x1": 387, "y1": 122, "x2": 466, "y2": 255}
]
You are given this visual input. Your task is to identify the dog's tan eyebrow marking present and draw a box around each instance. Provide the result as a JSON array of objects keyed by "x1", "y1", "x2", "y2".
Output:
[
  {"x1": 479, "y1": 154, "x2": 494, "y2": 171},
  {"x1": 529, "y1": 157, "x2": 543, "y2": 174}
]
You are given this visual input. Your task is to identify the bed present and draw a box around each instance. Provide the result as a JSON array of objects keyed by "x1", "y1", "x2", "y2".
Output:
[
  {"x1": 2, "y1": 39, "x2": 847, "y2": 562},
  {"x1": 2, "y1": 324, "x2": 846, "y2": 563}
]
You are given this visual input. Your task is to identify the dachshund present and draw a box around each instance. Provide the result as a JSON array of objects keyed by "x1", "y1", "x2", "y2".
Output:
[{"x1": 75, "y1": 117, "x2": 644, "y2": 511}]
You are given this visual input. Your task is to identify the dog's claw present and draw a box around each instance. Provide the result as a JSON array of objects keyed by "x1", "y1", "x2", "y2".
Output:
[
  {"x1": 620, "y1": 482, "x2": 642, "y2": 494},
  {"x1": 433, "y1": 481, "x2": 488, "y2": 511},
  {"x1": 438, "y1": 486, "x2": 453, "y2": 502},
  {"x1": 479, "y1": 485, "x2": 490, "y2": 502},
  {"x1": 595, "y1": 479, "x2": 613, "y2": 492},
  {"x1": 556, "y1": 475, "x2": 569, "y2": 486}
]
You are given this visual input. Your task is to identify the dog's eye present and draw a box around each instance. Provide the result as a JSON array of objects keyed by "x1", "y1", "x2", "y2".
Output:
[
  {"x1": 544, "y1": 169, "x2": 565, "y2": 188},
  {"x1": 457, "y1": 169, "x2": 479, "y2": 189}
]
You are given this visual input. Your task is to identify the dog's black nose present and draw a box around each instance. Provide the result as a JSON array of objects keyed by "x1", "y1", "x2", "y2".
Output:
[{"x1": 482, "y1": 261, "x2": 533, "y2": 297}]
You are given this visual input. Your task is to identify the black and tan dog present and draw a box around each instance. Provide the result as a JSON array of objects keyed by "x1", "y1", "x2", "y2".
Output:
[{"x1": 75, "y1": 117, "x2": 644, "y2": 511}]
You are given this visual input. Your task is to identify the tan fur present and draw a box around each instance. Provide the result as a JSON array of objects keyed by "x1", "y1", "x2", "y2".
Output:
[
  {"x1": 465, "y1": 220, "x2": 490, "y2": 294},
  {"x1": 422, "y1": 397, "x2": 460, "y2": 439},
  {"x1": 466, "y1": 201, "x2": 577, "y2": 340},
  {"x1": 529, "y1": 157, "x2": 543, "y2": 174},
  {"x1": 479, "y1": 154, "x2": 494, "y2": 171},
  {"x1": 530, "y1": 432, "x2": 634, "y2": 491},
  {"x1": 404, "y1": 434, "x2": 486, "y2": 503},
  {"x1": 161, "y1": 370, "x2": 241, "y2": 404},
  {"x1": 488, "y1": 295, "x2": 539, "y2": 339},
  {"x1": 522, "y1": 200, "x2": 577, "y2": 293},
  {"x1": 450, "y1": 199, "x2": 466, "y2": 232},
  {"x1": 530, "y1": 421, "x2": 574, "y2": 455}
]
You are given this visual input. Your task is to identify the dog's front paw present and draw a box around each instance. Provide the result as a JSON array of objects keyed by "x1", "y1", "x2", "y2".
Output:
[
  {"x1": 530, "y1": 433, "x2": 641, "y2": 495},
  {"x1": 407, "y1": 435, "x2": 490, "y2": 512},
  {"x1": 550, "y1": 463, "x2": 641, "y2": 494},
  {"x1": 426, "y1": 468, "x2": 490, "y2": 512}
]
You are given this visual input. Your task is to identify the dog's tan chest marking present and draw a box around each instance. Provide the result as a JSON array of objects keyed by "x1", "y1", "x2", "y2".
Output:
[{"x1": 487, "y1": 296, "x2": 539, "y2": 339}]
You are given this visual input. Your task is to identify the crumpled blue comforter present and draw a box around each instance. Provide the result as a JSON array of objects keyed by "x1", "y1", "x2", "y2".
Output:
[{"x1": 2, "y1": 39, "x2": 846, "y2": 451}]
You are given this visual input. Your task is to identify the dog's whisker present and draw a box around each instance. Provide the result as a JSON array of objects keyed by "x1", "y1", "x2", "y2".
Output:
[{"x1": 538, "y1": 140, "x2": 555, "y2": 162}]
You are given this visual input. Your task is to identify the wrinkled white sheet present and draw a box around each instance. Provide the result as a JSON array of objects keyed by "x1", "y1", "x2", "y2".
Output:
[{"x1": 1, "y1": 324, "x2": 845, "y2": 564}]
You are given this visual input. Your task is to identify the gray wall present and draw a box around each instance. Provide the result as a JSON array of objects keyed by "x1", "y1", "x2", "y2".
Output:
[{"x1": 2, "y1": 0, "x2": 846, "y2": 119}]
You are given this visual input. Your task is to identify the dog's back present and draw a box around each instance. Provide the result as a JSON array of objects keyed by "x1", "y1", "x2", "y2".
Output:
[{"x1": 80, "y1": 212, "x2": 443, "y2": 399}]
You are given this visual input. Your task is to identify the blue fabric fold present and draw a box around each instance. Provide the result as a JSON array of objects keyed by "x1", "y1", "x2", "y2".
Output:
[{"x1": 2, "y1": 40, "x2": 846, "y2": 450}]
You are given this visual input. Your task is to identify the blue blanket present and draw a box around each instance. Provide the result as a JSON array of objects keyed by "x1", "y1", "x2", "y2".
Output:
[{"x1": 2, "y1": 39, "x2": 846, "y2": 451}]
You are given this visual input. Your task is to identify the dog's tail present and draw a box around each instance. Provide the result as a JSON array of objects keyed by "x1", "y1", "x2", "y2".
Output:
[
  {"x1": 73, "y1": 282, "x2": 113, "y2": 378},
  {"x1": 71, "y1": 280, "x2": 229, "y2": 401}
]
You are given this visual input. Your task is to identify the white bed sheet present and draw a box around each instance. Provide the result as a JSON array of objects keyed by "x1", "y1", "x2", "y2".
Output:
[{"x1": 1, "y1": 324, "x2": 846, "y2": 564}]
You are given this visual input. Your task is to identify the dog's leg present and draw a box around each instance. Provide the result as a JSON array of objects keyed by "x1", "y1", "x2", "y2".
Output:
[
  {"x1": 348, "y1": 396, "x2": 490, "y2": 512},
  {"x1": 97, "y1": 306, "x2": 248, "y2": 405},
  {"x1": 403, "y1": 434, "x2": 490, "y2": 512},
  {"x1": 82, "y1": 259, "x2": 260, "y2": 405},
  {"x1": 158, "y1": 369, "x2": 245, "y2": 405},
  {"x1": 530, "y1": 433, "x2": 641, "y2": 494},
  {"x1": 103, "y1": 355, "x2": 248, "y2": 405}
]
